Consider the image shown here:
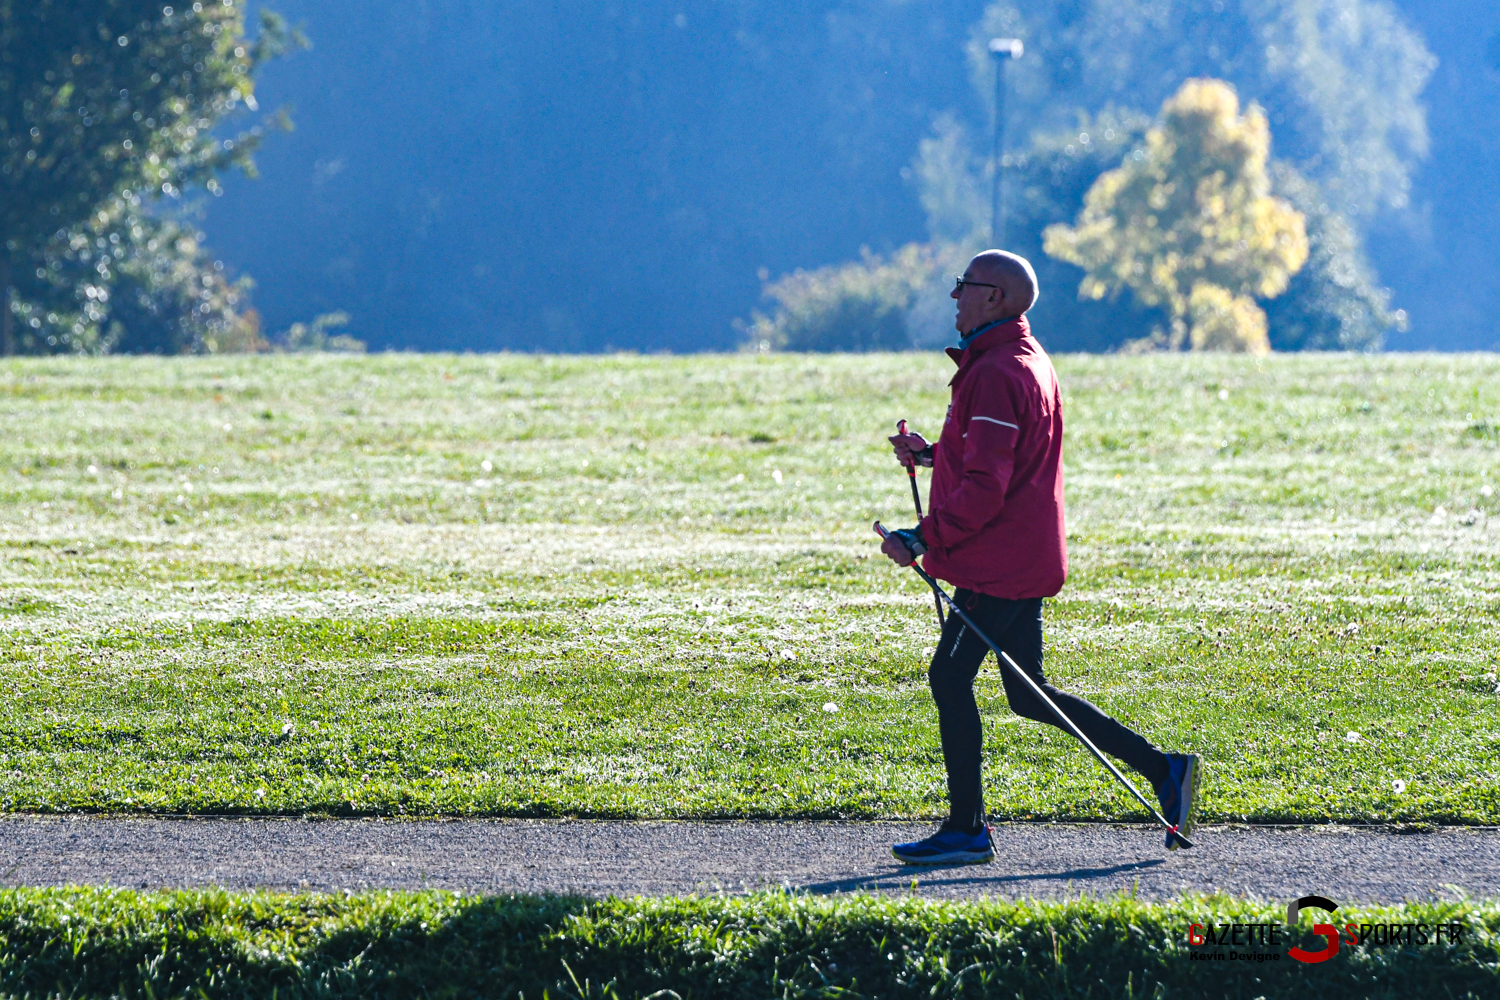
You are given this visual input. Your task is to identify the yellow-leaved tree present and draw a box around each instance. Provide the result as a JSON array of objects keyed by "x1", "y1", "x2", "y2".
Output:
[{"x1": 1043, "y1": 79, "x2": 1309, "y2": 354}]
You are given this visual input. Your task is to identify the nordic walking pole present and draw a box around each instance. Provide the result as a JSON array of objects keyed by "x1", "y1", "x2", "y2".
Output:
[
  {"x1": 896, "y1": 420, "x2": 944, "y2": 629},
  {"x1": 873, "y1": 521, "x2": 1192, "y2": 849},
  {"x1": 896, "y1": 420, "x2": 925, "y2": 518}
]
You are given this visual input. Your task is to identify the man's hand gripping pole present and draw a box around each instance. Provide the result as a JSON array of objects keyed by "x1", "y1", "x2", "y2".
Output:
[
  {"x1": 896, "y1": 420, "x2": 944, "y2": 629},
  {"x1": 896, "y1": 419, "x2": 924, "y2": 517},
  {"x1": 874, "y1": 521, "x2": 1192, "y2": 849}
]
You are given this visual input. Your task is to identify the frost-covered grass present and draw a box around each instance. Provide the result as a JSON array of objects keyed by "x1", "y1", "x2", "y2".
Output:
[
  {"x1": 1, "y1": 352, "x2": 1498, "y2": 823},
  {"x1": 0, "y1": 887, "x2": 1496, "y2": 999}
]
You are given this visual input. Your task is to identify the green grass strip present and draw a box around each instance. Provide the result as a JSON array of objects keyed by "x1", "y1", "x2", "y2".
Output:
[
  {"x1": 4, "y1": 352, "x2": 1500, "y2": 824},
  {"x1": 0, "y1": 888, "x2": 1494, "y2": 998}
]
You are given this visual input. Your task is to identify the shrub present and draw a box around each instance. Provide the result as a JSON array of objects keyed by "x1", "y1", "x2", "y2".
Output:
[
  {"x1": 743, "y1": 244, "x2": 937, "y2": 352},
  {"x1": 280, "y1": 312, "x2": 367, "y2": 353}
]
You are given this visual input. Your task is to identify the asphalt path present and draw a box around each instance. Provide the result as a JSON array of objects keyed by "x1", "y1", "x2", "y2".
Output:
[{"x1": 2, "y1": 818, "x2": 1496, "y2": 902}]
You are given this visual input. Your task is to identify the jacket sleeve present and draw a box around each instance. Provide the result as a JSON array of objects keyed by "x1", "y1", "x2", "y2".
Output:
[{"x1": 920, "y1": 373, "x2": 1021, "y2": 554}]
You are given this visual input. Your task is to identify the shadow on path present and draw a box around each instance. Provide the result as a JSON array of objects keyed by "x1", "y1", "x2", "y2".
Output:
[{"x1": 796, "y1": 858, "x2": 1165, "y2": 895}]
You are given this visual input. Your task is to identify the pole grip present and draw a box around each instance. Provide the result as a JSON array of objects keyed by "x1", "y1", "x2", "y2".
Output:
[{"x1": 896, "y1": 420, "x2": 916, "y2": 474}]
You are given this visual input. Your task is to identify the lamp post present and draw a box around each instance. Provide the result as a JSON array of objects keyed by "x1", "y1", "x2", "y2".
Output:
[{"x1": 988, "y1": 37, "x2": 1023, "y2": 248}]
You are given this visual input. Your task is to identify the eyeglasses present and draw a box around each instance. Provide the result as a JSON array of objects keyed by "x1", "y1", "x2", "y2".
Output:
[{"x1": 953, "y1": 275, "x2": 999, "y2": 292}]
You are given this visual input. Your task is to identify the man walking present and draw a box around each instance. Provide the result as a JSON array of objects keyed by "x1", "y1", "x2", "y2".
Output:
[{"x1": 880, "y1": 250, "x2": 1199, "y2": 865}]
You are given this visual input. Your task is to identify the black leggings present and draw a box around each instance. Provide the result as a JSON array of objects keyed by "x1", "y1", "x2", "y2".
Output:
[{"x1": 929, "y1": 591, "x2": 1169, "y2": 833}]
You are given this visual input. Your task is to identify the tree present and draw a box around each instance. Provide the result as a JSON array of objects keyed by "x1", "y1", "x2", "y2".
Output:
[
  {"x1": 1262, "y1": 162, "x2": 1393, "y2": 351},
  {"x1": 910, "y1": 107, "x2": 1393, "y2": 353},
  {"x1": 15, "y1": 190, "x2": 267, "y2": 354},
  {"x1": 1, "y1": 0, "x2": 293, "y2": 354},
  {"x1": 1043, "y1": 79, "x2": 1308, "y2": 354},
  {"x1": 904, "y1": 108, "x2": 1170, "y2": 352},
  {"x1": 893, "y1": 0, "x2": 1417, "y2": 352},
  {"x1": 963, "y1": 0, "x2": 1434, "y2": 222}
]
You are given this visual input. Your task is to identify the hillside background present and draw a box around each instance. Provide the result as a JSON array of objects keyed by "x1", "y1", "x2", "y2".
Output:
[{"x1": 198, "y1": 0, "x2": 1496, "y2": 353}]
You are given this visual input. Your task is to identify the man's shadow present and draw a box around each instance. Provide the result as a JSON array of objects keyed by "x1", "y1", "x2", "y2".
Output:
[{"x1": 795, "y1": 857, "x2": 1165, "y2": 894}]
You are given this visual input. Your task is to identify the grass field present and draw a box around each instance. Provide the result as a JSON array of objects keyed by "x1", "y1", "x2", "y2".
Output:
[
  {"x1": 2, "y1": 888, "x2": 1496, "y2": 999},
  {"x1": 1, "y1": 351, "x2": 1498, "y2": 824}
]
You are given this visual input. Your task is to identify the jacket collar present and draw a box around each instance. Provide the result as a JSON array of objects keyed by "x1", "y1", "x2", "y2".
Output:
[{"x1": 944, "y1": 315, "x2": 1030, "y2": 366}]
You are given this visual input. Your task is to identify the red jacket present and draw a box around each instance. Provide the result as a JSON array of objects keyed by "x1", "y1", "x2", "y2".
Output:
[{"x1": 917, "y1": 315, "x2": 1068, "y2": 599}]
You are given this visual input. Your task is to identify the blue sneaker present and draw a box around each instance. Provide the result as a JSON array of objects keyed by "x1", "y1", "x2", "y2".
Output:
[
  {"x1": 892, "y1": 825, "x2": 994, "y2": 865},
  {"x1": 1156, "y1": 753, "x2": 1200, "y2": 851}
]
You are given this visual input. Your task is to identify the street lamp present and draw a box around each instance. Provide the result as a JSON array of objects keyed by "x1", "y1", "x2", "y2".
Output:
[{"x1": 988, "y1": 37, "x2": 1023, "y2": 248}]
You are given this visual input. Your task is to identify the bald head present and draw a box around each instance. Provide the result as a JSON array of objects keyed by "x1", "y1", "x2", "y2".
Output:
[
  {"x1": 951, "y1": 249, "x2": 1039, "y2": 335},
  {"x1": 969, "y1": 250, "x2": 1039, "y2": 317}
]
